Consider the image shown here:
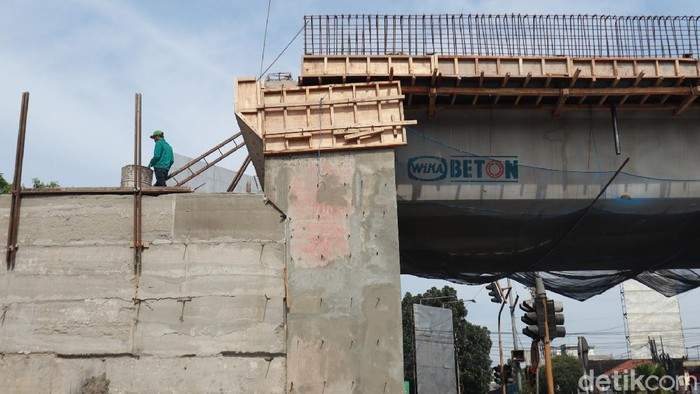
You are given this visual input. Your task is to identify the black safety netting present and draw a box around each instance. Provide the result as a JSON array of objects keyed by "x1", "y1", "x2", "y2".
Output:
[{"x1": 396, "y1": 129, "x2": 700, "y2": 301}]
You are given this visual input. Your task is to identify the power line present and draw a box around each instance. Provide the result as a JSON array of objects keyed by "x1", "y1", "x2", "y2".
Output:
[
  {"x1": 258, "y1": 0, "x2": 272, "y2": 81},
  {"x1": 257, "y1": 22, "x2": 307, "y2": 82}
]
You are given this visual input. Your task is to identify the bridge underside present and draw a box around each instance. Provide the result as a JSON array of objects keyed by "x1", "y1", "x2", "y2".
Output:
[{"x1": 397, "y1": 198, "x2": 700, "y2": 300}]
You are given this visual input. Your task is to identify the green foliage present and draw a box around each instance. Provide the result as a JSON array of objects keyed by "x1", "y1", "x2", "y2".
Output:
[
  {"x1": 633, "y1": 363, "x2": 671, "y2": 393},
  {"x1": 538, "y1": 354, "x2": 583, "y2": 393},
  {"x1": 31, "y1": 177, "x2": 59, "y2": 189},
  {"x1": 0, "y1": 174, "x2": 60, "y2": 193},
  {"x1": 0, "y1": 173, "x2": 11, "y2": 194},
  {"x1": 634, "y1": 362, "x2": 665, "y2": 378},
  {"x1": 402, "y1": 286, "x2": 492, "y2": 394}
]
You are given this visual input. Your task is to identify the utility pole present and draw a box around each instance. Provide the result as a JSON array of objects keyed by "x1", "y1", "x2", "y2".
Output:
[
  {"x1": 488, "y1": 281, "x2": 511, "y2": 394},
  {"x1": 536, "y1": 277, "x2": 555, "y2": 394},
  {"x1": 507, "y1": 278, "x2": 522, "y2": 392}
]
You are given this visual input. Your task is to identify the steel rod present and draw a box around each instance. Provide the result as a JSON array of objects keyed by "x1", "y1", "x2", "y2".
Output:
[
  {"x1": 6, "y1": 92, "x2": 29, "y2": 271},
  {"x1": 226, "y1": 155, "x2": 252, "y2": 192},
  {"x1": 133, "y1": 93, "x2": 143, "y2": 276}
]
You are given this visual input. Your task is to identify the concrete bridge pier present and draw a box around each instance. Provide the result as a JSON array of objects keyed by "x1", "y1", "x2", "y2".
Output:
[{"x1": 265, "y1": 150, "x2": 404, "y2": 393}]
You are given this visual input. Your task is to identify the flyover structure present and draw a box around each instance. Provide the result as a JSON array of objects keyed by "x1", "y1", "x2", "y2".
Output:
[
  {"x1": 238, "y1": 14, "x2": 700, "y2": 300},
  {"x1": 231, "y1": 14, "x2": 700, "y2": 391},
  {"x1": 2, "y1": 13, "x2": 700, "y2": 394}
]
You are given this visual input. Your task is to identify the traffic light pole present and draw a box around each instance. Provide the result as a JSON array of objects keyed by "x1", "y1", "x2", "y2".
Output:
[
  {"x1": 507, "y1": 278, "x2": 522, "y2": 392},
  {"x1": 536, "y1": 278, "x2": 555, "y2": 394},
  {"x1": 498, "y1": 293, "x2": 508, "y2": 394}
]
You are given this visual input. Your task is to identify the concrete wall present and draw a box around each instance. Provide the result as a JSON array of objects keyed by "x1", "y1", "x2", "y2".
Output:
[
  {"x1": 0, "y1": 193, "x2": 286, "y2": 393},
  {"x1": 397, "y1": 109, "x2": 700, "y2": 200},
  {"x1": 265, "y1": 149, "x2": 404, "y2": 393}
]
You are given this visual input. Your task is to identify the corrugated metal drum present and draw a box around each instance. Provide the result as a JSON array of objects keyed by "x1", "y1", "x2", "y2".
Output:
[{"x1": 121, "y1": 165, "x2": 153, "y2": 188}]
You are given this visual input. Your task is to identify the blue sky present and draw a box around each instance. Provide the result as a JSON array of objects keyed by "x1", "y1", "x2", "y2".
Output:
[{"x1": 2, "y1": 0, "x2": 699, "y2": 363}]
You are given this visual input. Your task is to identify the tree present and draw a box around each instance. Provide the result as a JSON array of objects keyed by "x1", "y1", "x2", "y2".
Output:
[
  {"x1": 0, "y1": 174, "x2": 59, "y2": 193},
  {"x1": 0, "y1": 173, "x2": 11, "y2": 194},
  {"x1": 538, "y1": 354, "x2": 583, "y2": 394},
  {"x1": 31, "y1": 177, "x2": 59, "y2": 189},
  {"x1": 402, "y1": 286, "x2": 492, "y2": 394},
  {"x1": 634, "y1": 363, "x2": 668, "y2": 394}
]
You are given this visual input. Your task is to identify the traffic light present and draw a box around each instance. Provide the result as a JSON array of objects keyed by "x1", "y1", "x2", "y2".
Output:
[
  {"x1": 520, "y1": 298, "x2": 545, "y2": 340},
  {"x1": 527, "y1": 366, "x2": 537, "y2": 388},
  {"x1": 547, "y1": 300, "x2": 566, "y2": 339},
  {"x1": 486, "y1": 282, "x2": 503, "y2": 304},
  {"x1": 493, "y1": 366, "x2": 502, "y2": 385},
  {"x1": 503, "y1": 364, "x2": 513, "y2": 384},
  {"x1": 521, "y1": 298, "x2": 566, "y2": 340}
]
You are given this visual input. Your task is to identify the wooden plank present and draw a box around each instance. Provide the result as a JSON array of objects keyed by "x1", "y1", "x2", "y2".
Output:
[
  {"x1": 553, "y1": 89, "x2": 570, "y2": 117},
  {"x1": 674, "y1": 86, "x2": 700, "y2": 115},
  {"x1": 401, "y1": 85, "x2": 697, "y2": 97},
  {"x1": 267, "y1": 119, "x2": 417, "y2": 136},
  {"x1": 261, "y1": 94, "x2": 406, "y2": 110}
]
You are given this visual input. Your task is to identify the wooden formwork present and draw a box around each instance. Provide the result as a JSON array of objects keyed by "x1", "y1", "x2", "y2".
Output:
[
  {"x1": 300, "y1": 55, "x2": 700, "y2": 115},
  {"x1": 235, "y1": 79, "x2": 415, "y2": 155},
  {"x1": 301, "y1": 54, "x2": 700, "y2": 81}
]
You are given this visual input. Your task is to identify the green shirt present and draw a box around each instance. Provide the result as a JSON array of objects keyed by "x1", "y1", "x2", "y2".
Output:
[{"x1": 149, "y1": 138, "x2": 174, "y2": 170}]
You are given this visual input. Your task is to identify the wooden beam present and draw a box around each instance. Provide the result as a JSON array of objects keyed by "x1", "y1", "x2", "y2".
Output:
[
  {"x1": 428, "y1": 87, "x2": 437, "y2": 117},
  {"x1": 472, "y1": 71, "x2": 484, "y2": 106},
  {"x1": 553, "y1": 89, "x2": 570, "y2": 116},
  {"x1": 494, "y1": 72, "x2": 510, "y2": 104},
  {"x1": 598, "y1": 77, "x2": 620, "y2": 105},
  {"x1": 515, "y1": 72, "x2": 532, "y2": 105},
  {"x1": 401, "y1": 85, "x2": 696, "y2": 97},
  {"x1": 428, "y1": 68, "x2": 440, "y2": 116},
  {"x1": 569, "y1": 68, "x2": 581, "y2": 88},
  {"x1": 674, "y1": 86, "x2": 700, "y2": 115},
  {"x1": 662, "y1": 76, "x2": 688, "y2": 104},
  {"x1": 450, "y1": 76, "x2": 462, "y2": 105},
  {"x1": 641, "y1": 76, "x2": 664, "y2": 104},
  {"x1": 404, "y1": 103, "x2": 691, "y2": 112},
  {"x1": 620, "y1": 72, "x2": 645, "y2": 105},
  {"x1": 262, "y1": 94, "x2": 405, "y2": 110},
  {"x1": 536, "y1": 75, "x2": 553, "y2": 105}
]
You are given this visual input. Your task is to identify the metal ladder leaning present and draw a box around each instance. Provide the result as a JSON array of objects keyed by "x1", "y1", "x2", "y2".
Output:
[{"x1": 167, "y1": 132, "x2": 251, "y2": 191}]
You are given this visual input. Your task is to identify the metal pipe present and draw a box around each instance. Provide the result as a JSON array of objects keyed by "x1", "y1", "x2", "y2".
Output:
[
  {"x1": 611, "y1": 103, "x2": 621, "y2": 155},
  {"x1": 6, "y1": 92, "x2": 29, "y2": 271}
]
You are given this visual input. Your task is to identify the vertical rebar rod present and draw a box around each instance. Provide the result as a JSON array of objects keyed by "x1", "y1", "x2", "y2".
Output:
[
  {"x1": 133, "y1": 93, "x2": 143, "y2": 276},
  {"x1": 6, "y1": 92, "x2": 29, "y2": 271}
]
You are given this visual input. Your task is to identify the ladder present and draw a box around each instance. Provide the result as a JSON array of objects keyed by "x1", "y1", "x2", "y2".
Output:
[{"x1": 167, "y1": 132, "x2": 247, "y2": 187}]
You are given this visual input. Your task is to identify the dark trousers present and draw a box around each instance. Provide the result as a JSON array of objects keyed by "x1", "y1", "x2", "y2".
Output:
[{"x1": 154, "y1": 168, "x2": 168, "y2": 187}]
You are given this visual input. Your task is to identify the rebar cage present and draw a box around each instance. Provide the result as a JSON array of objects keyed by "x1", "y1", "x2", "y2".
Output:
[{"x1": 303, "y1": 14, "x2": 700, "y2": 58}]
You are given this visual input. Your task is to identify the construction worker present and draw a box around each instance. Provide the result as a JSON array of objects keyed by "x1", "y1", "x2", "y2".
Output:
[{"x1": 148, "y1": 130, "x2": 174, "y2": 186}]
